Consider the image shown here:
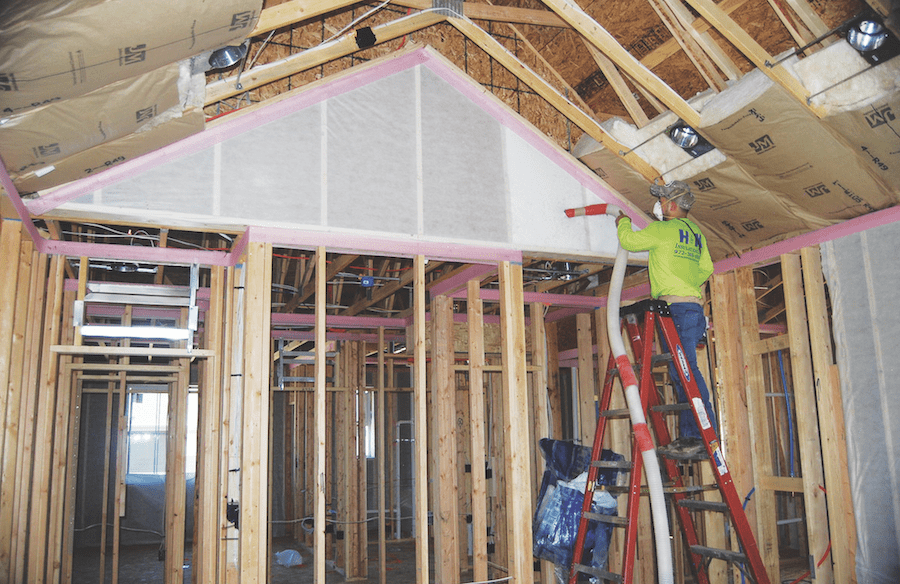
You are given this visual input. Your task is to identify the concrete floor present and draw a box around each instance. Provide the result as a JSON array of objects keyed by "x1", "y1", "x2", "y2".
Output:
[{"x1": 72, "y1": 537, "x2": 423, "y2": 584}]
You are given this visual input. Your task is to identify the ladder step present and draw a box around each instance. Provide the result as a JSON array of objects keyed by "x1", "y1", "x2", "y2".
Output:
[
  {"x1": 590, "y1": 459, "x2": 632, "y2": 470},
  {"x1": 600, "y1": 408, "x2": 630, "y2": 418},
  {"x1": 571, "y1": 563, "x2": 623, "y2": 583},
  {"x1": 678, "y1": 499, "x2": 729, "y2": 513},
  {"x1": 650, "y1": 402, "x2": 691, "y2": 413},
  {"x1": 583, "y1": 511, "x2": 628, "y2": 526},
  {"x1": 689, "y1": 545, "x2": 748, "y2": 564},
  {"x1": 605, "y1": 483, "x2": 718, "y2": 496}
]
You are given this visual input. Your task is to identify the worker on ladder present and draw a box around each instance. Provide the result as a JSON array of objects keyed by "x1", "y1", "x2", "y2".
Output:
[{"x1": 614, "y1": 180, "x2": 717, "y2": 459}]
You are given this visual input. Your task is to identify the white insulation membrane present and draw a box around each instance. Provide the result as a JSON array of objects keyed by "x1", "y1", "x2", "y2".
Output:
[
  {"x1": 821, "y1": 221, "x2": 900, "y2": 584},
  {"x1": 68, "y1": 56, "x2": 622, "y2": 259}
]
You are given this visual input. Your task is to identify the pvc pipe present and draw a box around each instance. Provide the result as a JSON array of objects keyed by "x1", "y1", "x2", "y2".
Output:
[{"x1": 565, "y1": 203, "x2": 674, "y2": 584}]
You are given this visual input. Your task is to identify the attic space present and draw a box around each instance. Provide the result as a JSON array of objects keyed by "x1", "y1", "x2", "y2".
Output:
[{"x1": 2, "y1": 1, "x2": 900, "y2": 584}]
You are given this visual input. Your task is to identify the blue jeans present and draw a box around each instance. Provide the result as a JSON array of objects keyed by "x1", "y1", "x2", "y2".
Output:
[{"x1": 664, "y1": 303, "x2": 718, "y2": 440}]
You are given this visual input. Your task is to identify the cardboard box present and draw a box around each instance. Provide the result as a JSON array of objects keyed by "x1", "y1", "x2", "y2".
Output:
[
  {"x1": 0, "y1": 63, "x2": 182, "y2": 175},
  {"x1": 0, "y1": 0, "x2": 261, "y2": 115},
  {"x1": 11, "y1": 108, "x2": 205, "y2": 194}
]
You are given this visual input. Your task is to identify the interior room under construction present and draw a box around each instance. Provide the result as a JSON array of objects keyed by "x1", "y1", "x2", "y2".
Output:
[{"x1": 1, "y1": 0, "x2": 899, "y2": 583}]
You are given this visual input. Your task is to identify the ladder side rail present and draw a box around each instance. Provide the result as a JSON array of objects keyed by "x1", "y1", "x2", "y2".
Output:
[
  {"x1": 644, "y1": 312, "x2": 710, "y2": 584},
  {"x1": 567, "y1": 351, "x2": 620, "y2": 584},
  {"x1": 620, "y1": 441, "x2": 644, "y2": 584},
  {"x1": 655, "y1": 314, "x2": 771, "y2": 584}
]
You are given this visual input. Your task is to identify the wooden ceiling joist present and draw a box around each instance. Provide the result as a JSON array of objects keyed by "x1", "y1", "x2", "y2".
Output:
[
  {"x1": 448, "y1": 16, "x2": 660, "y2": 181},
  {"x1": 393, "y1": 0, "x2": 570, "y2": 28},
  {"x1": 540, "y1": 0, "x2": 702, "y2": 127},
  {"x1": 252, "y1": 0, "x2": 363, "y2": 35},
  {"x1": 206, "y1": 11, "x2": 447, "y2": 105},
  {"x1": 648, "y1": 0, "x2": 728, "y2": 91},
  {"x1": 583, "y1": 42, "x2": 651, "y2": 127},
  {"x1": 280, "y1": 253, "x2": 358, "y2": 313}
]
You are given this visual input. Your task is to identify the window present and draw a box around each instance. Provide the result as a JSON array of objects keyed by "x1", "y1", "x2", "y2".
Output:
[{"x1": 126, "y1": 385, "x2": 198, "y2": 475}]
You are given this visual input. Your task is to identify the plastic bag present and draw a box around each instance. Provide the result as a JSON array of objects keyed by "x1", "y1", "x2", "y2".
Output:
[{"x1": 275, "y1": 549, "x2": 303, "y2": 567}]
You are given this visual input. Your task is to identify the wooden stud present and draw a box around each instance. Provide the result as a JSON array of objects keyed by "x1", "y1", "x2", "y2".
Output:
[
  {"x1": 530, "y1": 302, "x2": 554, "y2": 584},
  {"x1": 709, "y1": 273, "x2": 755, "y2": 521},
  {"x1": 735, "y1": 266, "x2": 780, "y2": 582},
  {"x1": 196, "y1": 265, "x2": 225, "y2": 583},
  {"x1": 432, "y1": 294, "x2": 460, "y2": 584},
  {"x1": 0, "y1": 220, "x2": 23, "y2": 582},
  {"x1": 239, "y1": 241, "x2": 272, "y2": 583},
  {"x1": 27, "y1": 254, "x2": 64, "y2": 583},
  {"x1": 544, "y1": 321, "x2": 562, "y2": 440},
  {"x1": 648, "y1": 0, "x2": 727, "y2": 91},
  {"x1": 111, "y1": 371, "x2": 128, "y2": 584},
  {"x1": 466, "y1": 280, "x2": 489, "y2": 584},
  {"x1": 98, "y1": 364, "x2": 116, "y2": 584},
  {"x1": 800, "y1": 246, "x2": 856, "y2": 583},
  {"x1": 47, "y1": 290, "x2": 77, "y2": 584},
  {"x1": 376, "y1": 327, "x2": 387, "y2": 584},
  {"x1": 781, "y1": 253, "x2": 832, "y2": 584},
  {"x1": 412, "y1": 255, "x2": 429, "y2": 584},
  {"x1": 497, "y1": 261, "x2": 532, "y2": 584},
  {"x1": 575, "y1": 312, "x2": 595, "y2": 446},
  {"x1": 60, "y1": 368, "x2": 84, "y2": 584},
  {"x1": 314, "y1": 247, "x2": 327, "y2": 584}
]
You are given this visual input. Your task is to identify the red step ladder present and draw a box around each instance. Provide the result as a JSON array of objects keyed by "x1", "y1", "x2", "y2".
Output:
[{"x1": 567, "y1": 298, "x2": 770, "y2": 584}]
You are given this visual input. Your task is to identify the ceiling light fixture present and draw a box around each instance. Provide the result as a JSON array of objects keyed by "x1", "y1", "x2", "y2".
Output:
[
  {"x1": 844, "y1": 14, "x2": 900, "y2": 65},
  {"x1": 667, "y1": 122, "x2": 715, "y2": 158},
  {"x1": 208, "y1": 41, "x2": 249, "y2": 70},
  {"x1": 848, "y1": 19, "x2": 888, "y2": 52}
]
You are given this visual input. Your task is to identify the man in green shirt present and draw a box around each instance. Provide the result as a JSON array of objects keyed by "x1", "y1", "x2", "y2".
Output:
[{"x1": 615, "y1": 181, "x2": 717, "y2": 459}]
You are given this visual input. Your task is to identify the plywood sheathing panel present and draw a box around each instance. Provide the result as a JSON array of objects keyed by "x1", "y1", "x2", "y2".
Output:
[{"x1": 700, "y1": 70, "x2": 898, "y2": 224}]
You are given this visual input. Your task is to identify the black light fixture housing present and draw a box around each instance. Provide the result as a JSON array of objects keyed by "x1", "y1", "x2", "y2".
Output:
[
  {"x1": 667, "y1": 122, "x2": 715, "y2": 158},
  {"x1": 844, "y1": 13, "x2": 900, "y2": 65},
  {"x1": 208, "y1": 40, "x2": 249, "y2": 70}
]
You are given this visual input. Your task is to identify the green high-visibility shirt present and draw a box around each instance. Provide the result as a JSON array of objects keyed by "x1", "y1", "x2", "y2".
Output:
[{"x1": 617, "y1": 217, "x2": 713, "y2": 299}]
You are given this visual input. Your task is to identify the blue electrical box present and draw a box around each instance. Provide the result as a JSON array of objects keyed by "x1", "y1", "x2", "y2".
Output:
[{"x1": 361, "y1": 276, "x2": 374, "y2": 288}]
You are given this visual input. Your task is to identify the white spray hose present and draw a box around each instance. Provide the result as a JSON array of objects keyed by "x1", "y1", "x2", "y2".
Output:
[{"x1": 565, "y1": 204, "x2": 674, "y2": 584}]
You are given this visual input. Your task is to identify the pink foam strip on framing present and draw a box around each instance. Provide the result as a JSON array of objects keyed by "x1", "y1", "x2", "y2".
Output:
[
  {"x1": 246, "y1": 225, "x2": 522, "y2": 263},
  {"x1": 41, "y1": 238, "x2": 232, "y2": 266},
  {"x1": 713, "y1": 205, "x2": 900, "y2": 273},
  {"x1": 271, "y1": 312, "x2": 407, "y2": 329}
]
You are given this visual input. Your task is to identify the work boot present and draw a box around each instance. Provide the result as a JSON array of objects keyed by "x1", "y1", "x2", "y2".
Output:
[{"x1": 657, "y1": 437, "x2": 707, "y2": 460}]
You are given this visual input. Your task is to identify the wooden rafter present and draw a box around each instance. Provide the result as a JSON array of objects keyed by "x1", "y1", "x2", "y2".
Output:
[
  {"x1": 682, "y1": 0, "x2": 825, "y2": 117},
  {"x1": 448, "y1": 16, "x2": 660, "y2": 181},
  {"x1": 540, "y1": 0, "x2": 701, "y2": 127},
  {"x1": 205, "y1": 11, "x2": 446, "y2": 105},
  {"x1": 648, "y1": 0, "x2": 728, "y2": 91},
  {"x1": 583, "y1": 42, "x2": 651, "y2": 127}
]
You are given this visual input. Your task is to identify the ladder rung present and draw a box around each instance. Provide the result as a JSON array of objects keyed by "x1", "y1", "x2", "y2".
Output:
[
  {"x1": 583, "y1": 511, "x2": 628, "y2": 526},
  {"x1": 600, "y1": 408, "x2": 630, "y2": 418},
  {"x1": 651, "y1": 353, "x2": 672, "y2": 365},
  {"x1": 664, "y1": 484, "x2": 719, "y2": 495},
  {"x1": 572, "y1": 563, "x2": 623, "y2": 583},
  {"x1": 651, "y1": 403, "x2": 691, "y2": 413},
  {"x1": 689, "y1": 545, "x2": 748, "y2": 564},
  {"x1": 590, "y1": 459, "x2": 632, "y2": 469},
  {"x1": 677, "y1": 499, "x2": 729, "y2": 513}
]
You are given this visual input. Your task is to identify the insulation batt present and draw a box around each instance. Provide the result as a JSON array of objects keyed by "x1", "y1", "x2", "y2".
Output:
[
  {"x1": 789, "y1": 40, "x2": 900, "y2": 114},
  {"x1": 597, "y1": 90, "x2": 725, "y2": 180}
]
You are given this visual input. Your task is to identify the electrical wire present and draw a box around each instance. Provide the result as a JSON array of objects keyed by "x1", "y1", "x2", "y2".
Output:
[{"x1": 777, "y1": 350, "x2": 796, "y2": 476}]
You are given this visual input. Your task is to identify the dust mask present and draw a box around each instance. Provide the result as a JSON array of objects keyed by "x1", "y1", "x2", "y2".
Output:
[{"x1": 652, "y1": 200, "x2": 664, "y2": 221}]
